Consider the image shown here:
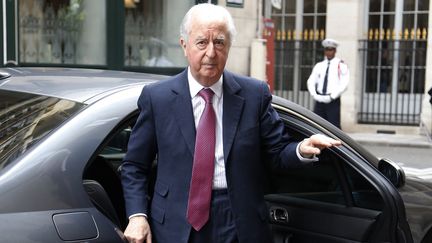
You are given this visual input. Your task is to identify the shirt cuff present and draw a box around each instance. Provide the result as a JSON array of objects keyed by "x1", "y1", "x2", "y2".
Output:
[
  {"x1": 129, "y1": 213, "x2": 147, "y2": 220},
  {"x1": 296, "y1": 140, "x2": 319, "y2": 163}
]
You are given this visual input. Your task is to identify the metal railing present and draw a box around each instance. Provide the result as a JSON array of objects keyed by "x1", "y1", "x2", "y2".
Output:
[
  {"x1": 273, "y1": 39, "x2": 324, "y2": 111},
  {"x1": 358, "y1": 39, "x2": 426, "y2": 125}
]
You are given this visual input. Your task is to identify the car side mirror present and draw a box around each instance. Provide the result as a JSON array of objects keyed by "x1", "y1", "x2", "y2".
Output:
[{"x1": 378, "y1": 158, "x2": 405, "y2": 188}]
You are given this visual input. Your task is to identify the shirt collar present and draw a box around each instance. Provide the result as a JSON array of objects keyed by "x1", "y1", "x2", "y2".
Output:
[
  {"x1": 187, "y1": 67, "x2": 223, "y2": 99},
  {"x1": 326, "y1": 57, "x2": 338, "y2": 63}
]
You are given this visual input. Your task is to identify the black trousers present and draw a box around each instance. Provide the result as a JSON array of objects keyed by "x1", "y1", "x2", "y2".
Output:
[
  {"x1": 314, "y1": 98, "x2": 341, "y2": 128},
  {"x1": 188, "y1": 189, "x2": 239, "y2": 243}
]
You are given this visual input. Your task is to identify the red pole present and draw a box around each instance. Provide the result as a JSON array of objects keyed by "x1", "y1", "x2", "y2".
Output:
[{"x1": 263, "y1": 18, "x2": 275, "y2": 92}]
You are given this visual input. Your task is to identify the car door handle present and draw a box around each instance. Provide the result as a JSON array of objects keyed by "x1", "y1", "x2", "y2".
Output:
[{"x1": 270, "y1": 206, "x2": 289, "y2": 223}]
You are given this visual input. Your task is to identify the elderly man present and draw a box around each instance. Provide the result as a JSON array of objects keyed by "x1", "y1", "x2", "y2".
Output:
[
  {"x1": 121, "y1": 4, "x2": 341, "y2": 243},
  {"x1": 307, "y1": 38, "x2": 350, "y2": 129}
]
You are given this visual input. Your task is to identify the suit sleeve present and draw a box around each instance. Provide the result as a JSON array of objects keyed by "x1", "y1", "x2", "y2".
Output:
[
  {"x1": 258, "y1": 81, "x2": 302, "y2": 169},
  {"x1": 121, "y1": 86, "x2": 158, "y2": 217}
]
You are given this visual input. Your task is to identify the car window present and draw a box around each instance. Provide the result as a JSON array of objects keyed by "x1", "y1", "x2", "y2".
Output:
[
  {"x1": 0, "y1": 90, "x2": 84, "y2": 168},
  {"x1": 342, "y1": 162, "x2": 384, "y2": 210},
  {"x1": 100, "y1": 127, "x2": 131, "y2": 154},
  {"x1": 266, "y1": 114, "x2": 384, "y2": 211},
  {"x1": 99, "y1": 122, "x2": 134, "y2": 170},
  {"x1": 268, "y1": 150, "x2": 346, "y2": 206}
]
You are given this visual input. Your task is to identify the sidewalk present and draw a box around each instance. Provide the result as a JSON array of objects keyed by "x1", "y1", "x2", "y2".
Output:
[{"x1": 348, "y1": 132, "x2": 432, "y2": 148}]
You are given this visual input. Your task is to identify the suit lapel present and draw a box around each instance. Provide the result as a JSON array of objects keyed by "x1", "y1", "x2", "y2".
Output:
[
  {"x1": 222, "y1": 71, "x2": 244, "y2": 162},
  {"x1": 171, "y1": 70, "x2": 196, "y2": 156},
  {"x1": 170, "y1": 70, "x2": 245, "y2": 159}
]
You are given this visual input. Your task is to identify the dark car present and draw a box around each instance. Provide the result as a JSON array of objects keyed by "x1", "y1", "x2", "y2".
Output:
[{"x1": 0, "y1": 67, "x2": 429, "y2": 243}]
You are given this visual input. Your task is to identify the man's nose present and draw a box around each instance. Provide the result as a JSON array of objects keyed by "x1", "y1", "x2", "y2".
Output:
[{"x1": 205, "y1": 42, "x2": 216, "y2": 58}]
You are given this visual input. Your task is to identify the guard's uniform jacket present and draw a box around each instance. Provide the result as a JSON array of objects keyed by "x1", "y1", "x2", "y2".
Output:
[{"x1": 307, "y1": 57, "x2": 349, "y2": 101}]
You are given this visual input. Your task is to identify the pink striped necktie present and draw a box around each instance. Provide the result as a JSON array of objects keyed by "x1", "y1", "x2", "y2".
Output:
[{"x1": 187, "y1": 88, "x2": 216, "y2": 231}]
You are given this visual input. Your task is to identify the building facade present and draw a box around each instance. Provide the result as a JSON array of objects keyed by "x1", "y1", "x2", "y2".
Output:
[
  {"x1": 1, "y1": 0, "x2": 431, "y2": 136},
  {"x1": 265, "y1": 0, "x2": 432, "y2": 136}
]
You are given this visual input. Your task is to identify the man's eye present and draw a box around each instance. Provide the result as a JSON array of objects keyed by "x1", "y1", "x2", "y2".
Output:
[
  {"x1": 196, "y1": 41, "x2": 207, "y2": 49},
  {"x1": 214, "y1": 40, "x2": 226, "y2": 49}
]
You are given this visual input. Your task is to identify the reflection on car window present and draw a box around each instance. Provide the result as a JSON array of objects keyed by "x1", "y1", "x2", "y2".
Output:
[{"x1": 0, "y1": 90, "x2": 84, "y2": 168}]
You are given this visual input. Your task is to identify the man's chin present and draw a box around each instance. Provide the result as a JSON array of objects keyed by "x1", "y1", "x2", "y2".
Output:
[
  {"x1": 197, "y1": 73, "x2": 221, "y2": 85},
  {"x1": 201, "y1": 70, "x2": 221, "y2": 78}
]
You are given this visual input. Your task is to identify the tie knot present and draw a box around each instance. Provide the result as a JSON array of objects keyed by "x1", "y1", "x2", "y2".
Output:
[{"x1": 199, "y1": 88, "x2": 214, "y2": 104}]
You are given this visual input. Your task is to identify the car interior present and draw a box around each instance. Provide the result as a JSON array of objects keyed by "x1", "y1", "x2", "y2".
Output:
[
  {"x1": 82, "y1": 118, "x2": 137, "y2": 230},
  {"x1": 82, "y1": 112, "x2": 387, "y2": 242}
]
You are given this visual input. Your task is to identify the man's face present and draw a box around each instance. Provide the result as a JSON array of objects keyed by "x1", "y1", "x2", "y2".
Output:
[
  {"x1": 180, "y1": 19, "x2": 230, "y2": 86},
  {"x1": 324, "y1": 47, "x2": 336, "y2": 60}
]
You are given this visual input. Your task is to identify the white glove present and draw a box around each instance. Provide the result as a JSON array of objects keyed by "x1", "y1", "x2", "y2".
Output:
[{"x1": 314, "y1": 94, "x2": 332, "y2": 104}]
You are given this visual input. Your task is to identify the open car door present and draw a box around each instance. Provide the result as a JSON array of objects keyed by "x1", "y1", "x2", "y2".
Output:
[{"x1": 267, "y1": 104, "x2": 413, "y2": 243}]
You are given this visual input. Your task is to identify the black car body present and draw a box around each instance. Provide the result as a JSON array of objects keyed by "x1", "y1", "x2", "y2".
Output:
[{"x1": 0, "y1": 67, "x2": 430, "y2": 242}]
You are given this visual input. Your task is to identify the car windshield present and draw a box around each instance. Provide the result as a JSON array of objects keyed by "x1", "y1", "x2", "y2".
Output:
[{"x1": 0, "y1": 90, "x2": 84, "y2": 168}]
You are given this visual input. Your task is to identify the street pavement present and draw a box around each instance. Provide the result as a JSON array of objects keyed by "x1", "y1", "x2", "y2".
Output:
[
  {"x1": 348, "y1": 132, "x2": 432, "y2": 148},
  {"x1": 348, "y1": 132, "x2": 432, "y2": 169}
]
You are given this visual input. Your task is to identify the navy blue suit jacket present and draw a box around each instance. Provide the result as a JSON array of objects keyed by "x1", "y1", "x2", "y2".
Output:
[{"x1": 121, "y1": 69, "x2": 303, "y2": 242}]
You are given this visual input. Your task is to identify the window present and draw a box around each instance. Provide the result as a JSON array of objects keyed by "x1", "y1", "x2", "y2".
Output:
[
  {"x1": 268, "y1": 154, "x2": 346, "y2": 206},
  {"x1": 99, "y1": 121, "x2": 133, "y2": 169},
  {"x1": 0, "y1": 90, "x2": 83, "y2": 168},
  {"x1": 18, "y1": 0, "x2": 107, "y2": 65},
  {"x1": 342, "y1": 162, "x2": 383, "y2": 210},
  {"x1": 270, "y1": 0, "x2": 327, "y2": 110},
  {"x1": 359, "y1": 0, "x2": 428, "y2": 125},
  {"x1": 123, "y1": 0, "x2": 193, "y2": 68},
  {"x1": 364, "y1": 0, "x2": 428, "y2": 94}
]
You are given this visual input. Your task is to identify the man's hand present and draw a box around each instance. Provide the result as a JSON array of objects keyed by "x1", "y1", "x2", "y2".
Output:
[
  {"x1": 124, "y1": 216, "x2": 152, "y2": 243},
  {"x1": 313, "y1": 94, "x2": 332, "y2": 104},
  {"x1": 299, "y1": 134, "x2": 341, "y2": 158}
]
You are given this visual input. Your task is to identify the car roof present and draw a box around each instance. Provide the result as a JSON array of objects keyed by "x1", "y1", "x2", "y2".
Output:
[{"x1": 0, "y1": 67, "x2": 167, "y2": 103}]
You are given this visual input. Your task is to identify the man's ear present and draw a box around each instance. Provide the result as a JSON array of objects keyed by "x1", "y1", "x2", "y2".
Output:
[{"x1": 180, "y1": 38, "x2": 187, "y2": 56}]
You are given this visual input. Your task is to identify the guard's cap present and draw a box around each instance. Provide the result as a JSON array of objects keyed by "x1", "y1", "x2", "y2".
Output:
[{"x1": 322, "y1": 38, "x2": 339, "y2": 49}]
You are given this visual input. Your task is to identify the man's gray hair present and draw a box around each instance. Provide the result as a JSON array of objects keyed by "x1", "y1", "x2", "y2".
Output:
[{"x1": 180, "y1": 3, "x2": 237, "y2": 45}]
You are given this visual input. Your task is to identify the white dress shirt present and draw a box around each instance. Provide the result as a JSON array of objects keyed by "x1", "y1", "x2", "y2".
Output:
[
  {"x1": 188, "y1": 68, "x2": 227, "y2": 189},
  {"x1": 307, "y1": 57, "x2": 350, "y2": 100}
]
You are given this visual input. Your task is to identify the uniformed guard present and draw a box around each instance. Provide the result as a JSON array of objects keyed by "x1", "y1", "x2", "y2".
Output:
[{"x1": 307, "y1": 38, "x2": 349, "y2": 128}]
